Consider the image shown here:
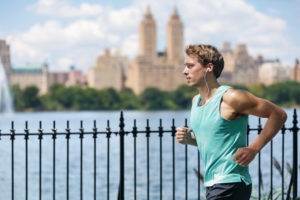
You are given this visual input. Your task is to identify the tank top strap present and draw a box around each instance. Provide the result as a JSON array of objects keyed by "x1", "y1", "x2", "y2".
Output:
[
  {"x1": 214, "y1": 85, "x2": 232, "y2": 100},
  {"x1": 192, "y1": 94, "x2": 200, "y2": 108}
]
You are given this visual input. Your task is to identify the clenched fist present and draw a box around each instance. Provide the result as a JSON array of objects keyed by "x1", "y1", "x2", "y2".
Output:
[
  {"x1": 233, "y1": 147, "x2": 258, "y2": 167},
  {"x1": 176, "y1": 127, "x2": 192, "y2": 144}
]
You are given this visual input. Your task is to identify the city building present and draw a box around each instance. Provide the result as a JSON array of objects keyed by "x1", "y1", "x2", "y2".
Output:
[
  {"x1": 48, "y1": 66, "x2": 87, "y2": 87},
  {"x1": 2, "y1": 38, "x2": 88, "y2": 93},
  {"x1": 0, "y1": 40, "x2": 11, "y2": 76},
  {"x1": 291, "y1": 59, "x2": 300, "y2": 82},
  {"x1": 1, "y1": 39, "x2": 49, "y2": 94},
  {"x1": 87, "y1": 49, "x2": 127, "y2": 91},
  {"x1": 126, "y1": 8, "x2": 185, "y2": 94},
  {"x1": 10, "y1": 63, "x2": 48, "y2": 94},
  {"x1": 219, "y1": 42, "x2": 259, "y2": 86},
  {"x1": 66, "y1": 66, "x2": 87, "y2": 86},
  {"x1": 258, "y1": 60, "x2": 290, "y2": 85},
  {"x1": 48, "y1": 71, "x2": 69, "y2": 86}
]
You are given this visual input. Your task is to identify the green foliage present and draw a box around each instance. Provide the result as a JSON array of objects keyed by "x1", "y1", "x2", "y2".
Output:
[
  {"x1": 10, "y1": 80, "x2": 300, "y2": 111},
  {"x1": 249, "y1": 84, "x2": 267, "y2": 98},
  {"x1": 73, "y1": 87, "x2": 102, "y2": 110},
  {"x1": 48, "y1": 84, "x2": 77, "y2": 109},
  {"x1": 10, "y1": 85, "x2": 24, "y2": 110},
  {"x1": 23, "y1": 86, "x2": 42, "y2": 109},
  {"x1": 11, "y1": 85, "x2": 41, "y2": 111},
  {"x1": 119, "y1": 88, "x2": 140, "y2": 110},
  {"x1": 139, "y1": 87, "x2": 169, "y2": 110},
  {"x1": 265, "y1": 81, "x2": 300, "y2": 105},
  {"x1": 98, "y1": 88, "x2": 121, "y2": 110},
  {"x1": 171, "y1": 84, "x2": 198, "y2": 109}
]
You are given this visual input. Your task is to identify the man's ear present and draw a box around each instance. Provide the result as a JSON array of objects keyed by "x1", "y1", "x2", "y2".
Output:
[{"x1": 206, "y1": 63, "x2": 214, "y2": 72}]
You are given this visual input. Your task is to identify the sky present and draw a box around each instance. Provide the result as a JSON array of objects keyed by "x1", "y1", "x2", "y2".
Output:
[{"x1": 0, "y1": 0, "x2": 299, "y2": 73}]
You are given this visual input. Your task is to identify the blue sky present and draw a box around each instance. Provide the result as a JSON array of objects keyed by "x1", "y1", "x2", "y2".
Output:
[{"x1": 0, "y1": 0, "x2": 299, "y2": 72}]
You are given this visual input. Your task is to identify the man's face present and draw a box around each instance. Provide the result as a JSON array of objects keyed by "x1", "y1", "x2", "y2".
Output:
[{"x1": 183, "y1": 54, "x2": 206, "y2": 87}]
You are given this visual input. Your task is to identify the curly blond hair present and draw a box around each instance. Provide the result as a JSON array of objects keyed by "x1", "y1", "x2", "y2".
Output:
[{"x1": 185, "y1": 44, "x2": 224, "y2": 78}]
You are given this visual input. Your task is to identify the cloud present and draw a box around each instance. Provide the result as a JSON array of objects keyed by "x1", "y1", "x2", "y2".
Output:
[
  {"x1": 7, "y1": 3, "x2": 142, "y2": 72},
  {"x1": 6, "y1": 0, "x2": 295, "y2": 74},
  {"x1": 134, "y1": 0, "x2": 290, "y2": 61},
  {"x1": 28, "y1": 0, "x2": 103, "y2": 18}
]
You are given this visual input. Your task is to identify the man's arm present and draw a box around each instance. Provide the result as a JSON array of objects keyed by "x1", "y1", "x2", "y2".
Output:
[
  {"x1": 176, "y1": 127, "x2": 198, "y2": 146},
  {"x1": 176, "y1": 95, "x2": 198, "y2": 147},
  {"x1": 223, "y1": 89, "x2": 287, "y2": 167}
]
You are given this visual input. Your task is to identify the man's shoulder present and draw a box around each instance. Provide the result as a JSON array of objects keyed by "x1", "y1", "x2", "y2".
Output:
[
  {"x1": 192, "y1": 95, "x2": 199, "y2": 104},
  {"x1": 223, "y1": 88, "x2": 258, "y2": 113},
  {"x1": 223, "y1": 88, "x2": 250, "y2": 106}
]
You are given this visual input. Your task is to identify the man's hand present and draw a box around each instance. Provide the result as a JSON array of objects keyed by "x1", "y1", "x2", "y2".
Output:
[
  {"x1": 233, "y1": 147, "x2": 258, "y2": 167},
  {"x1": 176, "y1": 127, "x2": 192, "y2": 144}
]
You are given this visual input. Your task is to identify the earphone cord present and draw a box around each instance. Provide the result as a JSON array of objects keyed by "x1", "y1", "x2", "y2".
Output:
[{"x1": 203, "y1": 70, "x2": 210, "y2": 105}]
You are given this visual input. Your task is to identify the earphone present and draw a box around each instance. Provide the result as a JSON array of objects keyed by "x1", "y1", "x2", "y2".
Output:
[{"x1": 200, "y1": 68, "x2": 210, "y2": 106}]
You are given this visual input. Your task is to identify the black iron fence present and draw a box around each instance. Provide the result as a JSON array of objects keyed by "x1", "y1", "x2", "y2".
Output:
[{"x1": 0, "y1": 109, "x2": 299, "y2": 200}]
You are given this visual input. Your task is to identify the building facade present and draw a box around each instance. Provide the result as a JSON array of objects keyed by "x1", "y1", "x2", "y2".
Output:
[
  {"x1": 258, "y1": 60, "x2": 290, "y2": 85},
  {"x1": 126, "y1": 8, "x2": 185, "y2": 94},
  {"x1": 2, "y1": 38, "x2": 89, "y2": 94},
  {"x1": 0, "y1": 40, "x2": 11, "y2": 76},
  {"x1": 219, "y1": 42, "x2": 259, "y2": 86},
  {"x1": 10, "y1": 63, "x2": 48, "y2": 94},
  {"x1": 48, "y1": 72, "x2": 69, "y2": 86},
  {"x1": 87, "y1": 49, "x2": 127, "y2": 91},
  {"x1": 291, "y1": 59, "x2": 300, "y2": 83}
]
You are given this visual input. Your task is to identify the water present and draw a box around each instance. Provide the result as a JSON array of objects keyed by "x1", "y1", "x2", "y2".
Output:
[
  {"x1": 0, "y1": 109, "x2": 299, "y2": 199},
  {"x1": 0, "y1": 57, "x2": 13, "y2": 113}
]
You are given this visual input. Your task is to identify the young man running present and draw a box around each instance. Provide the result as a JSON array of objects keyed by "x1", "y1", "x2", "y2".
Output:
[{"x1": 176, "y1": 44, "x2": 287, "y2": 200}]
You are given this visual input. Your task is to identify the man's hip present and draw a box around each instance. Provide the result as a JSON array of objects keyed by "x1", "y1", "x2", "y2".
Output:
[{"x1": 206, "y1": 180, "x2": 252, "y2": 200}]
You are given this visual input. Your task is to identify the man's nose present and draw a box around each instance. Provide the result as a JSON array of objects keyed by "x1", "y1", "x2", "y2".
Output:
[{"x1": 183, "y1": 66, "x2": 189, "y2": 74}]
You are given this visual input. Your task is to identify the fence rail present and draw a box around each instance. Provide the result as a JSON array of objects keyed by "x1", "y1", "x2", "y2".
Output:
[{"x1": 0, "y1": 109, "x2": 299, "y2": 200}]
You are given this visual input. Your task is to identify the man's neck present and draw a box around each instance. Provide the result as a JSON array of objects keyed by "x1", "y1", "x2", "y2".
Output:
[{"x1": 197, "y1": 80, "x2": 220, "y2": 105}]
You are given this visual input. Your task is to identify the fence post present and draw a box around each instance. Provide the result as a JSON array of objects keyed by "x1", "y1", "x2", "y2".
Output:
[
  {"x1": 119, "y1": 111, "x2": 125, "y2": 200},
  {"x1": 292, "y1": 109, "x2": 298, "y2": 200},
  {"x1": 10, "y1": 121, "x2": 15, "y2": 200}
]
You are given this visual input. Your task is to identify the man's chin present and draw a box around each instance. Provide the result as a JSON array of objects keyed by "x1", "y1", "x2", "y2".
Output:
[{"x1": 186, "y1": 82, "x2": 195, "y2": 87}]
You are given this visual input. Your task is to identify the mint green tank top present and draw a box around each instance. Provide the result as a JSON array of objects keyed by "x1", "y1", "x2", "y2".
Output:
[{"x1": 191, "y1": 85, "x2": 251, "y2": 187}]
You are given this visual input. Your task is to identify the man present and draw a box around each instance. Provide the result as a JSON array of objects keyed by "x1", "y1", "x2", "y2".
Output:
[{"x1": 176, "y1": 44, "x2": 287, "y2": 200}]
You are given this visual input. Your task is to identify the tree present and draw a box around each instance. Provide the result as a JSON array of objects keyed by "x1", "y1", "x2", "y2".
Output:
[
  {"x1": 249, "y1": 84, "x2": 266, "y2": 98},
  {"x1": 98, "y1": 88, "x2": 121, "y2": 110},
  {"x1": 74, "y1": 87, "x2": 102, "y2": 110},
  {"x1": 172, "y1": 84, "x2": 198, "y2": 109},
  {"x1": 10, "y1": 84, "x2": 24, "y2": 111},
  {"x1": 139, "y1": 87, "x2": 169, "y2": 110},
  {"x1": 22, "y1": 85, "x2": 41, "y2": 110},
  {"x1": 119, "y1": 87, "x2": 140, "y2": 110},
  {"x1": 48, "y1": 84, "x2": 78, "y2": 109}
]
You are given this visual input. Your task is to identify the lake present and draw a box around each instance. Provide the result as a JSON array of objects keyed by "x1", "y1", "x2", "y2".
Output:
[{"x1": 0, "y1": 109, "x2": 299, "y2": 199}]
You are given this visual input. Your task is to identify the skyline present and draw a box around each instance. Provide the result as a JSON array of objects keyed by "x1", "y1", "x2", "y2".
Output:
[{"x1": 1, "y1": 0, "x2": 299, "y2": 72}]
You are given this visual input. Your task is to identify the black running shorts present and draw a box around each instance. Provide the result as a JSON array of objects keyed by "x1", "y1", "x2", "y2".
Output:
[{"x1": 206, "y1": 180, "x2": 252, "y2": 200}]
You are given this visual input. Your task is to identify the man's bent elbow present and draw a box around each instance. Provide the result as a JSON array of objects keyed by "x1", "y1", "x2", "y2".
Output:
[
  {"x1": 281, "y1": 109, "x2": 287, "y2": 125},
  {"x1": 276, "y1": 107, "x2": 287, "y2": 126}
]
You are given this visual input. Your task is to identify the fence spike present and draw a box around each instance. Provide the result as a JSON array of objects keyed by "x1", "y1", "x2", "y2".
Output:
[
  {"x1": 132, "y1": 119, "x2": 137, "y2": 138},
  {"x1": 159, "y1": 119, "x2": 163, "y2": 137},
  {"x1": 10, "y1": 121, "x2": 15, "y2": 140},
  {"x1": 25, "y1": 121, "x2": 29, "y2": 140},
  {"x1": 93, "y1": 120, "x2": 97, "y2": 139},
  {"x1": 106, "y1": 120, "x2": 111, "y2": 138},
  {"x1": 38, "y1": 121, "x2": 43, "y2": 140},
  {"x1": 66, "y1": 121, "x2": 70, "y2": 139},
  {"x1": 79, "y1": 120, "x2": 84, "y2": 139}
]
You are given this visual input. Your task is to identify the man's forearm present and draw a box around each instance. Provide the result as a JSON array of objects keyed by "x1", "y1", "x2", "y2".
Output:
[{"x1": 249, "y1": 109, "x2": 287, "y2": 152}]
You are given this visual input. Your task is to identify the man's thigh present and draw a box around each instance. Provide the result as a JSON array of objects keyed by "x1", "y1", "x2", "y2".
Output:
[{"x1": 206, "y1": 181, "x2": 252, "y2": 200}]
